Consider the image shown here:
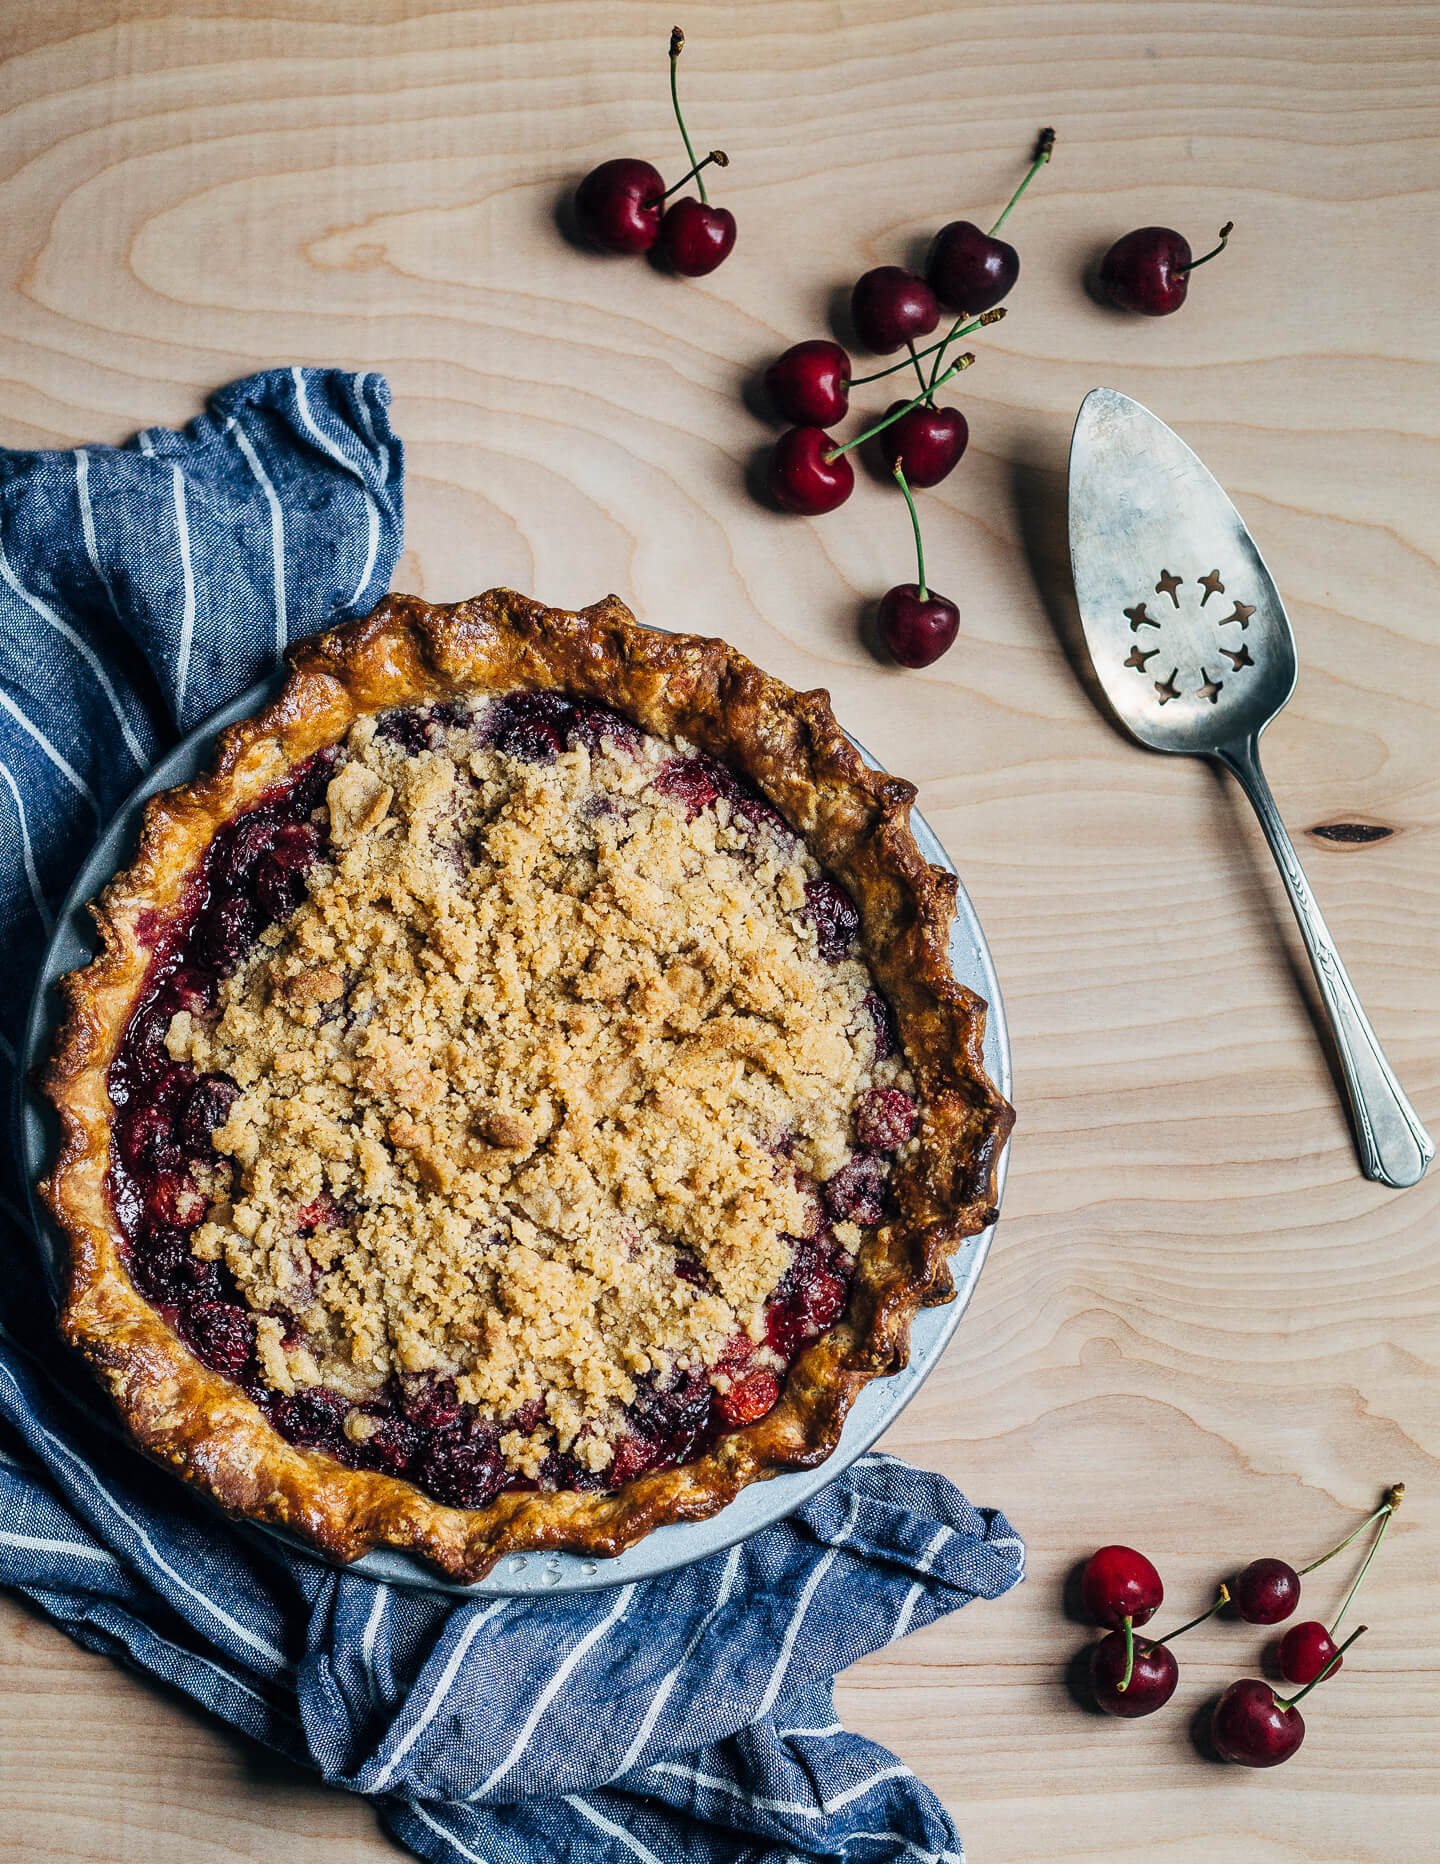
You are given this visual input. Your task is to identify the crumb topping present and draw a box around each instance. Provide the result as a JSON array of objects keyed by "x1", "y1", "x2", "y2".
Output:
[{"x1": 166, "y1": 698, "x2": 907, "y2": 1473}]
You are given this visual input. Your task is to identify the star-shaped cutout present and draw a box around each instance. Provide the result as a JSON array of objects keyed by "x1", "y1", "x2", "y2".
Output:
[
  {"x1": 1124, "y1": 644, "x2": 1158, "y2": 671},
  {"x1": 1221, "y1": 643, "x2": 1254, "y2": 670},
  {"x1": 1220, "y1": 600, "x2": 1255, "y2": 629},
  {"x1": 1155, "y1": 569, "x2": 1183, "y2": 606},
  {"x1": 1124, "y1": 603, "x2": 1160, "y2": 631},
  {"x1": 1197, "y1": 670, "x2": 1224, "y2": 703},
  {"x1": 1198, "y1": 570, "x2": 1225, "y2": 605},
  {"x1": 1154, "y1": 668, "x2": 1181, "y2": 704}
]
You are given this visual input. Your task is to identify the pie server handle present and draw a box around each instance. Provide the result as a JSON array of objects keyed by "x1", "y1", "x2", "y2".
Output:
[{"x1": 1215, "y1": 733, "x2": 1434, "y2": 1189}]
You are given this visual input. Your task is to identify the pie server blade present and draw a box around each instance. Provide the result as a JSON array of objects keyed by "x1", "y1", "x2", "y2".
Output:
[{"x1": 1066, "y1": 386, "x2": 1432, "y2": 1189}]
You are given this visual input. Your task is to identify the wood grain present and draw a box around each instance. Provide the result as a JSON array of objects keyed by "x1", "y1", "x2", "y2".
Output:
[{"x1": 2, "y1": 3, "x2": 1438, "y2": 1859}]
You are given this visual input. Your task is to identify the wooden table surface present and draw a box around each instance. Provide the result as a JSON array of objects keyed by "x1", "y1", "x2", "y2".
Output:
[{"x1": 2, "y1": 3, "x2": 1438, "y2": 1859}]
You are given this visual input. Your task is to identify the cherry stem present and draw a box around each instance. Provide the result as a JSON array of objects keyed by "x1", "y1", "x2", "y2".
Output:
[
  {"x1": 892, "y1": 459, "x2": 927, "y2": 601},
  {"x1": 668, "y1": 27, "x2": 708, "y2": 205},
  {"x1": 905, "y1": 340, "x2": 931, "y2": 403},
  {"x1": 823, "y1": 356, "x2": 975, "y2": 462},
  {"x1": 927, "y1": 306, "x2": 1006, "y2": 395},
  {"x1": 1331, "y1": 1489, "x2": 1402, "y2": 1636},
  {"x1": 661, "y1": 150, "x2": 728, "y2": 201},
  {"x1": 1279, "y1": 1624, "x2": 1368, "y2": 1710},
  {"x1": 988, "y1": 125, "x2": 1056, "y2": 236},
  {"x1": 1118, "y1": 1614, "x2": 1135, "y2": 1692},
  {"x1": 1154, "y1": 1584, "x2": 1230, "y2": 1648},
  {"x1": 1176, "y1": 221, "x2": 1234, "y2": 275},
  {"x1": 1299, "y1": 1484, "x2": 1404, "y2": 1578},
  {"x1": 850, "y1": 309, "x2": 1004, "y2": 385}
]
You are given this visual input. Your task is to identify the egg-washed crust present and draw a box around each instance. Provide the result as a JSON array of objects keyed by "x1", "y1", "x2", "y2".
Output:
[{"x1": 40, "y1": 590, "x2": 1014, "y2": 1582}]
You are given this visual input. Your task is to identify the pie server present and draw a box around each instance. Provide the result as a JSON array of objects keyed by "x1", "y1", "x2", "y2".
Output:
[{"x1": 1067, "y1": 386, "x2": 1433, "y2": 1189}]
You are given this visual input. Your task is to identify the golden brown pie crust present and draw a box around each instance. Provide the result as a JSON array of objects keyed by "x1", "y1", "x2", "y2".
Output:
[{"x1": 40, "y1": 590, "x2": 1014, "y2": 1582}]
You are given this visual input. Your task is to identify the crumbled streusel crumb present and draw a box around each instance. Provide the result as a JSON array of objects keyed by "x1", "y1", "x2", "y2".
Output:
[{"x1": 168, "y1": 698, "x2": 906, "y2": 1473}]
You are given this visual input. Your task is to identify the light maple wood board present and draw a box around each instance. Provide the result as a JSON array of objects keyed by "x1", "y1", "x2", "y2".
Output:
[{"x1": 2, "y1": 2, "x2": 1438, "y2": 1860}]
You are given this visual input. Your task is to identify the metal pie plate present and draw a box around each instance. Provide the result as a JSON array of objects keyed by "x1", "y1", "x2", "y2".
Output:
[{"x1": 21, "y1": 673, "x2": 1010, "y2": 1597}]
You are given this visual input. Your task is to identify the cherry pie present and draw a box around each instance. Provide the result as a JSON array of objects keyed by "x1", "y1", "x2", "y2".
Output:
[{"x1": 41, "y1": 591, "x2": 1013, "y2": 1580}]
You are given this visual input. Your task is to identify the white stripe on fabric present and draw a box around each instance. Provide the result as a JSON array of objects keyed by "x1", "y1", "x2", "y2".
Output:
[
  {"x1": 74, "y1": 450, "x2": 123, "y2": 622},
  {"x1": 351, "y1": 371, "x2": 392, "y2": 486},
  {"x1": 368, "y1": 1597, "x2": 509, "y2": 1794},
  {"x1": 470, "y1": 1581, "x2": 636, "y2": 1800},
  {"x1": 821, "y1": 1765, "x2": 915, "y2": 1814},
  {"x1": 888, "y1": 1525, "x2": 953, "y2": 1646},
  {"x1": 170, "y1": 465, "x2": 197, "y2": 711},
  {"x1": 136, "y1": 431, "x2": 155, "y2": 456},
  {"x1": 0, "y1": 757, "x2": 54, "y2": 933},
  {"x1": 409, "y1": 1802, "x2": 492, "y2": 1864},
  {"x1": 565, "y1": 1794, "x2": 664, "y2": 1864},
  {"x1": 290, "y1": 367, "x2": 380, "y2": 608},
  {"x1": 614, "y1": 1542, "x2": 741, "y2": 1777},
  {"x1": 645, "y1": 1759, "x2": 916, "y2": 1820},
  {"x1": 0, "y1": 534, "x2": 145, "y2": 767},
  {"x1": 0, "y1": 1362, "x2": 291, "y2": 1673},
  {"x1": 359, "y1": 1578, "x2": 390, "y2": 1713},
  {"x1": 351, "y1": 489, "x2": 380, "y2": 607},
  {"x1": 644, "y1": 1761, "x2": 789, "y2": 1805},
  {"x1": 0, "y1": 689, "x2": 97, "y2": 813},
  {"x1": 753, "y1": 1489, "x2": 859, "y2": 1720},
  {"x1": 776, "y1": 1722, "x2": 845, "y2": 1740},
  {"x1": 0, "y1": 1528, "x2": 120, "y2": 1565},
  {"x1": 227, "y1": 416, "x2": 288, "y2": 660}
]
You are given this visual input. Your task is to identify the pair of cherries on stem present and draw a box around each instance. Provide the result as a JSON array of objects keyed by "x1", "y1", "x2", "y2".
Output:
[
  {"x1": 1082, "y1": 1544, "x2": 1193, "y2": 1719},
  {"x1": 1236, "y1": 1484, "x2": 1402, "y2": 1687},
  {"x1": 847, "y1": 127, "x2": 1054, "y2": 356},
  {"x1": 574, "y1": 30, "x2": 735, "y2": 277},
  {"x1": 767, "y1": 310, "x2": 1002, "y2": 518}
]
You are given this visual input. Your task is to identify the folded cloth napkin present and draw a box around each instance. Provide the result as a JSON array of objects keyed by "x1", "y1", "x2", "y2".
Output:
[{"x1": 0, "y1": 368, "x2": 1024, "y2": 1864}]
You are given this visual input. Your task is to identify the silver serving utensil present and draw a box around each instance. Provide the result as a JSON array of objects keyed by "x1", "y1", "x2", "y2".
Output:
[{"x1": 1068, "y1": 386, "x2": 1433, "y2": 1189}]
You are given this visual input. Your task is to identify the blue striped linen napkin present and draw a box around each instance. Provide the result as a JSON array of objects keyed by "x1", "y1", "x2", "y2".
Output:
[{"x1": 0, "y1": 367, "x2": 1024, "y2": 1864}]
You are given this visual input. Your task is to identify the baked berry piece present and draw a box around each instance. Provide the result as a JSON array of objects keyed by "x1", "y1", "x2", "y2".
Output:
[{"x1": 43, "y1": 591, "x2": 1013, "y2": 1583}]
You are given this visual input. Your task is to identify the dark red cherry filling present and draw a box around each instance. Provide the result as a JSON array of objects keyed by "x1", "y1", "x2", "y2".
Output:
[
  {"x1": 471, "y1": 690, "x2": 645, "y2": 765},
  {"x1": 359, "y1": 1412, "x2": 423, "y2": 1476},
  {"x1": 863, "y1": 989, "x2": 899, "y2": 1060},
  {"x1": 823, "y1": 1152, "x2": 888, "y2": 1226},
  {"x1": 854, "y1": 1086, "x2": 917, "y2": 1151},
  {"x1": 179, "y1": 1074, "x2": 241, "y2": 1155},
  {"x1": 375, "y1": 708, "x2": 433, "y2": 753},
  {"x1": 765, "y1": 1230, "x2": 851, "y2": 1361},
  {"x1": 418, "y1": 1426, "x2": 508, "y2": 1508},
  {"x1": 106, "y1": 755, "x2": 336, "y2": 1394},
  {"x1": 130, "y1": 1224, "x2": 222, "y2": 1307},
  {"x1": 104, "y1": 704, "x2": 905, "y2": 1505},
  {"x1": 183, "y1": 1300, "x2": 258, "y2": 1377},
  {"x1": 804, "y1": 878, "x2": 861, "y2": 960},
  {"x1": 654, "y1": 751, "x2": 788, "y2": 833},
  {"x1": 569, "y1": 704, "x2": 643, "y2": 758}
]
